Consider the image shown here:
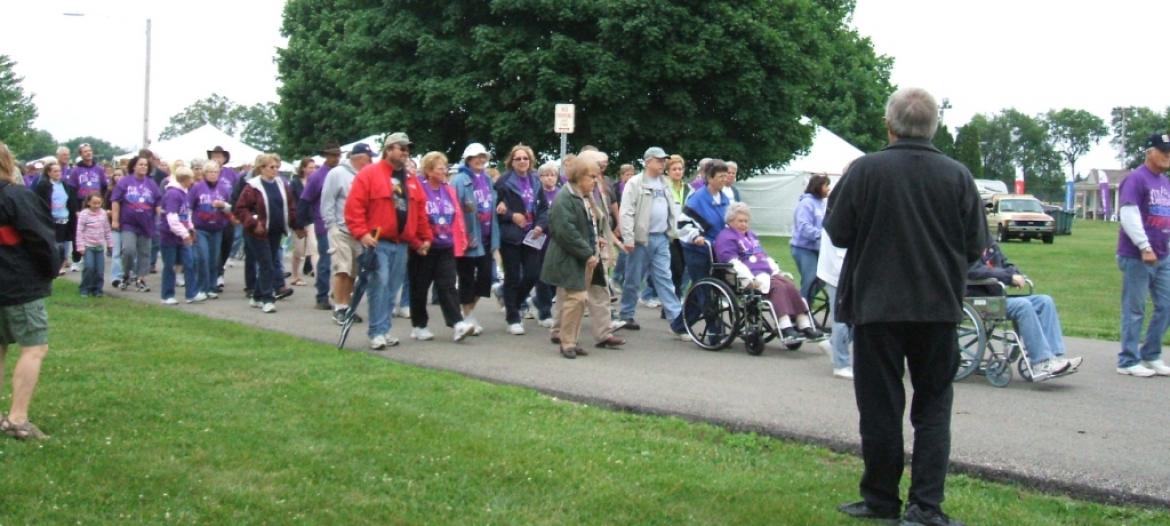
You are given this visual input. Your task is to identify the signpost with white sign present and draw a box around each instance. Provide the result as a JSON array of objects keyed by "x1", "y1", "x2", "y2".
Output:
[{"x1": 555, "y1": 103, "x2": 575, "y2": 159}]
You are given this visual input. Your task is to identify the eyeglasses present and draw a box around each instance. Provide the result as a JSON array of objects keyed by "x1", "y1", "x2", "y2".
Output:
[
  {"x1": 513, "y1": 157, "x2": 530, "y2": 161},
  {"x1": 393, "y1": 144, "x2": 411, "y2": 152}
]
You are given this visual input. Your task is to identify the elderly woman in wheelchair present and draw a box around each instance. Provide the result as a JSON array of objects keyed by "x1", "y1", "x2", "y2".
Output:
[
  {"x1": 959, "y1": 240, "x2": 1083, "y2": 386},
  {"x1": 682, "y1": 203, "x2": 824, "y2": 354}
]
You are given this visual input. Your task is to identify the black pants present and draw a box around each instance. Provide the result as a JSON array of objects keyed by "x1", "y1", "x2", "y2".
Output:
[
  {"x1": 244, "y1": 231, "x2": 283, "y2": 302},
  {"x1": 669, "y1": 238, "x2": 685, "y2": 298},
  {"x1": 456, "y1": 254, "x2": 493, "y2": 305},
  {"x1": 853, "y1": 322, "x2": 959, "y2": 515},
  {"x1": 500, "y1": 243, "x2": 542, "y2": 324},
  {"x1": 218, "y1": 224, "x2": 235, "y2": 277},
  {"x1": 408, "y1": 247, "x2": 462, "y2": 328}
]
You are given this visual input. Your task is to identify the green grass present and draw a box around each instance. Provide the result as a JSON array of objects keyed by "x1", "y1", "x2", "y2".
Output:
[
  {"x1": 0, "y1": 281, "x2": 1165, "y2": 524},
  {"x1": 762, "y1": 219, "x2": 1127, "y2": 341}
]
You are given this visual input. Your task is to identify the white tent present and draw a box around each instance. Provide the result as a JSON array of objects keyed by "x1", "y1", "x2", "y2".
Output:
[
  {"x1": 310, "y1": 134, "x2": 385, "y2": 165},
  {"x1": 117, "y1": 124, "x2": 295, "y2": 172},
  {"x1": 735, "y1": 125, "x2": 865, "y2": 236}
]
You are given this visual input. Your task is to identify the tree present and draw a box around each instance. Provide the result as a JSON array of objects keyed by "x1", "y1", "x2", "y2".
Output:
[
  {"x1": 63, "y1": 136, "x2": 130, "y2": 162},
  {"x1": 1110, "y1": 106, "x2": 1170, "y2": 169},
  {"x1": 932, "y1": 124, "x2": 955, "y2": 158},
  {"x1": 954, "y1": 123, "x2": 983, "y2": 179},
  {"x1": 276, "y1": 0, "x2": 895, "y2": 174},
  {"x1": 1044, "y1": 109, "x2": 1106, "y2": 180},
  {"x1": 17, "y1": 129, "x2": 57, "y2": 161},
  {"x1": 0, "y1": 55, "x2": 39, "y2": 158},
  {"x1": 968, "y1": 110, "x2": 1063, "y2": 201},
  {"x1": 160, "y1": 95, "x2": 281, "y2": 153}
]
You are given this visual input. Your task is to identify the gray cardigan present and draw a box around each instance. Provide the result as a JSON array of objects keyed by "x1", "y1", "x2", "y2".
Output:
[{"x1": 320, "y1": 160, "x2": 357, "y2": 234}]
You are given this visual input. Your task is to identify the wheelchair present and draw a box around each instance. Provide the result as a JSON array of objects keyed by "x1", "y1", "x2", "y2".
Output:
[
  {"x1": 681, "y1": 248, "x2": 813, "y2": 356},
  {"x1": 955, "y1": 278, "x2": 1076, "y2": 387}
]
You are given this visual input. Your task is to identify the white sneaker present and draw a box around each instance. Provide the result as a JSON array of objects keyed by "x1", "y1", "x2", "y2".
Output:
[
  {"x1": 492, "y1": 283, "x2": 505, "y2": 307},
  {"x1": 453, "y1": 321, "x2": 473, "y2": 342},
  {"x1": 1117, "y1": 363, "x2": 1157, "y2": 377},
  {"x1": 262, "y1": 303, "x2": 276, "y2": 313},
  {"x1": 465, "y1": 316, "x2": 484, "y2": 336},
  {"x1": 394, "y1": 306, "x2": 411, "y2": 319},
  {"x1": 1142, "y1": 359, "x2": 1170, "y2": 376},
  {"x1": 411, "y1": 327, "x2": 435, "y2": 341},
  {"x1": 187, "y1": 292, "x2": 208, "y2": 303},
  {"x1": 1064, "y1": 356, "x2": 1083, "y2": 370},
  {"x1": 508, "y1": 323, "x2": 526, "y2": 335},
  {"x1": 207, "y1": 291, "x2": 219, "y2": 299},
  {"x1": 370, "y1": 335, "x2": 388, "y2": 350},
  {"x1": 249, "y1": 298, "x2": 261, "y2": 308},
  {"x1": 539, "y1": 318, "x2": 555, "y2": 329},
  {"x1": 217, "y1": 276, "x2": 225, "y2": 287},
  {"x1": 177, "y1": 276, "x2": 185, "y2": 287},
  {"x1": 640, "y1": 298, "x2": 661, "y2": 308},
  {"x1": 70, "y1": 263, "x2": 79, "y2": 272},
  {"x1": 609, "y1": 319, "x2": 627, "y2": 330},
  {"x1": 1033, "y1": 359, "x2": 1071, "y2": 378},
  {"x1": 818, "y1": 340, "x2": 832, "y2": 354},
  {"x1": 161, "y1": 297, "x2": 179, "y2": 306},
  {"x1": 833, "y1": 367, "x2": 854, "y2": 380},
  {"x1": 674, "y1": 330, "x2": 691, "y2": 342}
]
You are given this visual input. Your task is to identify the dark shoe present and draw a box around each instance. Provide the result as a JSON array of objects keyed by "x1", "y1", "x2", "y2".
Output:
[
  {"x1": 781, "y1": 326, "x2": 801, "y2": 340},
  {"x1": 560, "y1": 346, "x2": 577, "y2": 359},
  {"x1": 550, "y1": 334, "x2": 561, "y2": 344},
  {"x1": 621, "y1": 319, "x2": 640, "y2": 330},
  {"x1": 574, "y1": 346, "x2": 589, "y2": 357},
  {"x1": 838, "y1": 501, "x2": 899, "y2": 521},
  {"x1": 243, "y1": 288, "x2": 253, "y2": 296},
  {"x1": 595, "y1": 336, "x2": 626, "y2": 348},
  {"x1": 900, "y1": 504, "x2": 962, "y2": 526},
  {"x1": 112, "y1": 278, "x2": 122, "y2": 289},
  {"x1": 315, "y1": 301, "x2": 333, "y2": 311},
  {"x1": 800, "y1": 326, "x2": 825, "y2": 341},
  {"x1": 275, "y1": 287, "x2": 294, "y2": 300},
  {"x1": 283, "y1": 271, "x2": 292, "y2": 279}
]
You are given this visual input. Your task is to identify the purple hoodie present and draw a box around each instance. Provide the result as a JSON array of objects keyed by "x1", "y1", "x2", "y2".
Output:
[
  {"x1": 218, "y1": 166, "x2": 241, "y2": 189},
  {"x1": 189, "y1": 178, "x2": 233, "y2": 231},
  {"x1": 71, "y1": 162, "x2": 107, "y2": 200},
  {"x1": 300, "y1": 163, "x2": 331, "y2": 236},
  {"x1": 111, "y1": 175, "x2": 161, "y2": 237},
  {"x1": 160, "y1": 183, "x2": 192, "y2": 247}
]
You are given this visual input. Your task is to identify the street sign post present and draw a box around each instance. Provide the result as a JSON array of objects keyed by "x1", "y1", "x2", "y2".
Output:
[{"x1": 555, "y1": 104, "x2": 575, "y2": 159}]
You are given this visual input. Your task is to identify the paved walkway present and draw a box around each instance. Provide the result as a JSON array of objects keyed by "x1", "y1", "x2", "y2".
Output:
[{"x1": 71, "y1": 260, "x2": 1170, "y2": 506}]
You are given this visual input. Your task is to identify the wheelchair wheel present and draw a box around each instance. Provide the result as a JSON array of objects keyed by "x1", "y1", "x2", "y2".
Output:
[
  {"x1": 985, "y1": 357, "x2": 1013, "y2": 387},
  {"x1": 954, "y1": 302, "x2": 986, "y2": 381},
  {"x1": 810, "y1": 282, "x2": 831, "y2": 332},
  {"x1": 683, "y1": 278, "x2": 740, "y2": 350},
  {"x1": 1017, "y1": 358, "x2": 1033, "y2": 382},
  {"x1": 784, "y1": 339, "x2": 803, "y2": 350},
  {"x1": 743, "y1": 331, "x2": 765, "y2": 356}
]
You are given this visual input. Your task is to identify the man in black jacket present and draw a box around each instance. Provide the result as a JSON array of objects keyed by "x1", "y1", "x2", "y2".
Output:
[
  {"x1": 0, "y1": 169, "x2": 60, "y2": 441},
  {"x1": 826, "y1": 87, "x2": 985, "y2": 526}
]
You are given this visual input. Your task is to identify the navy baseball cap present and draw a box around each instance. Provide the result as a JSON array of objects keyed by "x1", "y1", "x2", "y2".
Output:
[
  {"x1": 1144, "y1": 133, "x2": 1170, "y2": 153},
  {"x1": 350, "y1": 143, "x2": 375, "y2": 157}
]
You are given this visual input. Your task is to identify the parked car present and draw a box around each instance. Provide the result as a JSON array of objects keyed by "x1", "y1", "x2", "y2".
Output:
[{"x1": 986, "y1": 193, "x2": 1056, "y2": 244}]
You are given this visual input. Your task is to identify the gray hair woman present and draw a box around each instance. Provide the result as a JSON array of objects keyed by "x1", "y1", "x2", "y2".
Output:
[{"x1": 713, "y1": 202, "x2": 823, "y2": 342}]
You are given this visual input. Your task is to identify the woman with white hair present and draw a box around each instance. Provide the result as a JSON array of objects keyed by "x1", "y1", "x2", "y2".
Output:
[
  {"x1": 452, "y1": 142, "x2": 500, "y2": 335},
  {"x1": 714, "y1": 202, "x2": 823, "y2": 342}
]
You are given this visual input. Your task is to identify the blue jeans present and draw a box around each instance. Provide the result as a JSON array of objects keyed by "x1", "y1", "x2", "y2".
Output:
[
  {"x1": 314, "y1": 229, "x2": 331, "y2": 304},
  {"x1": 682, "y1": 243, "x2": 711, "y2": 287},
  {"x1": 613, "y1": 250, "x2": 628, "y2": 285},
  {"x1": 110, "y1": 234, "x2": 123, "y2": 283},
  {"x1": 195, "y1": 229, "x2": 223, "y2": 295},
  {"x1": 790, "y1": 245, "x2": 820, "y2": 305},
  {"x1": 367, "y1": 241, "x2": 407, "y2": 338},
  {"x1": 620, "y1": 234, "x2": 682, "y2": 330},
  {"x1": 1006, "y1": 295, "x2": 1065, "y2": 364},
  {"x1": 160, "y1": 244, "x2": 196, "y2": 301},
  {"x1": 80, "y1": 247, "x2": 106, "y2": 295},
  {"x1": 825, "y1": 285, "x2": 853, "y2": 369},
  {"x1": 244, "y1": 232, "x2": 283, "y2": 302},
  {"x1": 1118, "y1": 255, "x2": 1170, "y2": 367}
]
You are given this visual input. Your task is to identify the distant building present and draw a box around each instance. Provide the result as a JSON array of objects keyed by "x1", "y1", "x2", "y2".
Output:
[{"x1": 1075, "y1": 168, "x2": 1129, "y2": 221}]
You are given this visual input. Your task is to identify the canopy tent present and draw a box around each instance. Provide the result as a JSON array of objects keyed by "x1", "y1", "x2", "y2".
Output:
[
  {"x1": 116, "y1": 125, "x2": 295, "y2": 172},
  {"x1": 310, "y1": 134, "x2": 385, "y2": 165},
  {"x1": 735, "y1": 125, "x2": 865, "y2": 236}
]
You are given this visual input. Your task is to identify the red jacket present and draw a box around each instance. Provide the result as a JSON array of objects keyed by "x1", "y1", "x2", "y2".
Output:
[
  {"x1": 411, "y1": 177, "x2": 468, "y2": 257},
  {"x1": 234, "y1": 176, "x2": 297, "y2": 239},
  {"x1": 345, "y1": 160, "x2": 431, "y2": 249}
]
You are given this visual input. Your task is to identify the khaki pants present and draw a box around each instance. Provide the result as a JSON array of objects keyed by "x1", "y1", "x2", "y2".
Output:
[{"x1": 555, "y1": 284, "x2": 614, "y2": 348}]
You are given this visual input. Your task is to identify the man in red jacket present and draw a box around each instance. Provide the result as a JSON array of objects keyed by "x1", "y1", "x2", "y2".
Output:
[{"x1": 344, "y1": 132, "x2": 430, "y2": 350}]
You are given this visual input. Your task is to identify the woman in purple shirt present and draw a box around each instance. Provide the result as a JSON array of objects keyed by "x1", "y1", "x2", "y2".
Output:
[
  {"x1": 111, "y1": 155, "x2": 161, "y2": 292},
  {"x1": 189, "y1": 160, "x2": 233, "y2": 299},
  {"x1": 494, "y1": 144, "x2": 544, "y2": 335},
  {"x1": 714, "y1": 202, "x2": 823, "y2": 342}
]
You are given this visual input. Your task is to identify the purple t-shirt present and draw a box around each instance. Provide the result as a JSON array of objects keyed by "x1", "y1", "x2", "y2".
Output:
[
  {"x1": 190, "y1": 179, "x2": 233, "y2": 231},
  {"x1": 422, "y1": 181, "x2": 457, "y2": 249},
  {"x1": 301, "y1": 164, "x2": 330, "y2": 236},
  {"x1": 160, "y1": 186, "x2": 192, "y2": 247},
  {"x1": 111, "y1": 175, "x2": 161, "y2": 237},
  {"x1": 714, "y1": 227, "x2": 772, "y2": 275},
  {"x1": 472, "y1": 172, "x2": 494, "y2": 245},
  {"x1": 516, "y1": 174, "x2": 536, "y2": 227},
  {"x1": 72, "y1": 163, "x2": 107, "y2": 200},
  {"x1": 1118, "y1": 164, "x2": 1170, "y2": 259},
  {"x1": 218, "y1": 167, "x2": 241, "y2": 189}
]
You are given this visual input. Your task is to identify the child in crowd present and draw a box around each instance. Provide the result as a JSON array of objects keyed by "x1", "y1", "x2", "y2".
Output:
[{"x1": 74, "y1": 193, "x2": 114, "y2": 297}]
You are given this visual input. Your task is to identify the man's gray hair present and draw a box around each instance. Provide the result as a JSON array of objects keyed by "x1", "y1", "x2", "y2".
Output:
[
  {"x1": 885, "y1": 87, "x2": 939, "y2": 140},
  {"x1": 726, "y1": 161, "x2": 737, "y2": 170},
  {"x1": 724, "y1": 201, "x2": 752, "y2": 223},
  {"x1": 56, "y1": 146, "x2": 70, "y2": 155}
]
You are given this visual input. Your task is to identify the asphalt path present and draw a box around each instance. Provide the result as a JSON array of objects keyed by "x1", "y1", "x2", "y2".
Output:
[{"x1": 68, "y1": 259, "x2": 1170, "y2": 507}]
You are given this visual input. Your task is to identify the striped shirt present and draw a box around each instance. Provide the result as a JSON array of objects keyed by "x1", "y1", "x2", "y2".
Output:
[{"x1": 75, "y1": 208, "x2": 114, "y2": 249}]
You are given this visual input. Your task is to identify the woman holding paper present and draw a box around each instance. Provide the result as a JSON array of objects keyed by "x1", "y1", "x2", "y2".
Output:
[{"x1": 495, "y1": 144, "x2": 544, "y2": 335}]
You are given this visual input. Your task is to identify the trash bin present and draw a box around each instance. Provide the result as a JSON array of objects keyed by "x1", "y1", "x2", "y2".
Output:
[{"x1": 1054, "y1": 210, "x2": 1074, "y2": 235}]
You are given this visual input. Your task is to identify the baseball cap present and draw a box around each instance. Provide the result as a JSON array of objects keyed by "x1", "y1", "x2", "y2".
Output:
[
  {"x1": 643, "y1": 147, "x2": 668, "y2": 161},
  {"x1": 350, "y1": 143, "x2": 375, "y2": 157},
  {"x1": 1144, "y1": 133, "x2": 1170, "y2": 153},
  {"x1": 383, "y1": 132, "x2": 412, "y2": 148}
]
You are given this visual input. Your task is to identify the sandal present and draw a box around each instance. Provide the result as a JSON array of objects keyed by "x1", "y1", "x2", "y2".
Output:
[
  {"x1": 290, "y1": 279, "x2": 307, "y2": 286},
  {"x1": 559, "y1": 346, "x2": 577, "y2": 359},
  {"x1": 594, "y1": 336, "x2": 626, "y2": 349},
  {"x1": 574, "y1": 346, "x2": 589, "y2": 357},
  {"x1": 0, "y1": 418, "x2": 48, "y2": 441}
]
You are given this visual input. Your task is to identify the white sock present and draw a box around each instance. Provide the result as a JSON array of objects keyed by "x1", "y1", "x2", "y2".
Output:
[{"x1": 795, "y1": 314, "x2": 811, "y2": 329}]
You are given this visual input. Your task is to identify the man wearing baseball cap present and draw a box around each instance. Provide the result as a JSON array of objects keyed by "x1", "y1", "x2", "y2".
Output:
[
  {"x1": 299, "y1": 142, "x2": 343, "y2": 309},
  {"x1": 321, "y1": 143, "x2": 374, "y2": 325},
  {"x1": 617, "y1": 146, "x2": 689, "y2": 340},
  {"x1": 1116, "y1": 132, "x2": 1170, "y2": 377}
]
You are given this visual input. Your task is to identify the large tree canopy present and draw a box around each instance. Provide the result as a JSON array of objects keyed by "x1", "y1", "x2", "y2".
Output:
[
  {"x1": 0, "y1": 55, "x2": 39, "y2": 159},
  {"x1": 160, "y1": 94, "x2": 281, "y2": 153},
  {"x1": 1110, "y1": 106, "x2": 1170, "y2": 169},
  {"x1": 965, "y1": 110, "x2": 1063, "y2": 201},
  {"x1": 1043, "y1": 108, "x2": 1106, "y2": 179},
  {"x1": 277, "y1": 0, "x2": 893, "y2": 174}
]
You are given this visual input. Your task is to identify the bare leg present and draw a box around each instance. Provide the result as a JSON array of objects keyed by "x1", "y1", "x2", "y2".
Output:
[
  {"x1": 332, "y1": 274, "x2": 355, "y2": 306},
  {"x1": 8, "y1": 344, "x2": 48, "y2": 425}
]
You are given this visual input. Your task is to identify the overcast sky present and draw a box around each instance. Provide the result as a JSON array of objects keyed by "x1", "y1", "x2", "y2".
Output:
[{"x1": 3, "y1": 0, "x2": 1165, "y2": 170}]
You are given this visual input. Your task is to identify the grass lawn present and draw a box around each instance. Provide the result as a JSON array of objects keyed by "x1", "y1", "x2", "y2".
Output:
[
  {"x1": 762, "y1": 219, "x2": 1128, "y2": 341},
  {"x1": 0, "y1": 281, "x2": 1164, "y2": 524}
]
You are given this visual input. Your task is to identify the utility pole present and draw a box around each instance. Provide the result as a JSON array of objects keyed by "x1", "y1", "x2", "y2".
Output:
[{"x1": 143, "y1": 18, "x2": 152, "y2": 148}]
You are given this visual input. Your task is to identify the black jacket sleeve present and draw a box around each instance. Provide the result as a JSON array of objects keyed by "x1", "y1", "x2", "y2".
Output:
[{"x1": 2, "y1": 183, "x2": 59, "y2": 278}]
